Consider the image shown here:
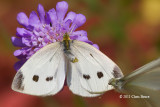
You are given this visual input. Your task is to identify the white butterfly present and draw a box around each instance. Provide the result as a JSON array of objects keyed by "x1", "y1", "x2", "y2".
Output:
[
  {"x1": 11, "y1": 34, "x2": 123, "y2": 97},
  {"x1": 109, "y1": 58, "x2": 160, "y2": 107}
]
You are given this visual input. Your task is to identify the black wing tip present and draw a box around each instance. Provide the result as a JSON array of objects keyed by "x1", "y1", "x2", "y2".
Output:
[
  {"x1": 113, "y1": 65, "x2": 124, "y2": 78},
  {"x1": 12, "y1": 70, "x2": 24, "y2": 91}
]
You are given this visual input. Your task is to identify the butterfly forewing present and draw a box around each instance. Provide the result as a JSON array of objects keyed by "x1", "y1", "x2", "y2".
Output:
[{"x1": 12, "y1": 42, "x2": 66, "y2": 96}]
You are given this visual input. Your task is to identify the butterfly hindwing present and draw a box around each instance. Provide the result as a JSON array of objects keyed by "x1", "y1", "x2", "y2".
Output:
[{"x1": 12, "y1": 42, "x2": 66, "y2": 96}]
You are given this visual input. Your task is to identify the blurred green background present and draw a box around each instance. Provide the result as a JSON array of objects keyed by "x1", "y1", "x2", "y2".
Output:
[{"x1": 0, "y1": 0, "x2": 160, "y2": 107}]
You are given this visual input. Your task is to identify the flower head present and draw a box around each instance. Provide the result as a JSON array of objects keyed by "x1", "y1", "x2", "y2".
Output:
[{"x1": 12, "y1": 1, "x2": 99, "y2": 70}]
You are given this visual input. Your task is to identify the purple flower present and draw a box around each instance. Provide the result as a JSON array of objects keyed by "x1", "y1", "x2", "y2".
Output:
[{"x1": 11, "y1": 1, "x2": 99, "y2": 71}]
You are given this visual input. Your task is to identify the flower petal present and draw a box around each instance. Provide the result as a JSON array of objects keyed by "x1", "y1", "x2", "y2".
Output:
[
  {"x1": 17, "y1": 12, "x2": 29, "y2": 27},
  {"x1": 77, "y1": 36, "x2": 88, "y2": 42},
  {"x1": 22, "y1": 37, "x2": 31, "y2": 46},
  {"x1": 70, "y1": 14, "x2": 86, "y2": 31},
  {"x1": 16, "y1": 27, "x2": 33, "y2": 37},
  {"x1": 70, "y1": 35, "x2": 78, "y2": 40},
  {"x1": 64, "y1": 11, "x2": 76, "y2": 22},
  {"x1": 45, "y1": 12, "x2": 51, "y2": 25},
  {"x1": 47, "y1": 8, "x2": 57, "y2": 25},
  {"x1": 14, "y1": 60, "x2": 26, "y2": 71},
  {"x1": 14, "y1": 49, "x2": 22, "y2": 57},
  {"x1": 72, "y1": 30, "x2": 87, "y2": 36},
  {"x1": 29, "y1": 11, "x2": 40, "y2": 27},
  {"x1": 63, "y1": 19, "x2": 72, "y2": 31},
  {"x1": 16, "y1": 28, "x2": 27, "y2": 37},
  {"x1": 16, "y1": 28, "x2": 26, "y2": 37},
  {"x1": 11, "y1": 37, "x2": 26, "y2": 47},
  {"x1": 92, "y1": 44, "x2": 99, "y2": 49},
  {"x1": 56, "y1": 1, "x2": 68, "y2": 21},
  {"x1": 85, "y1": 40, "x2": 93, "y2": 45},
  {"x1": 71, "y1": 30, "x2": 88, "y2": 41},
  {"x1": 14, "y1": 48, "x2": 29, "y2": 59},
  {"x1": 37, "y1": 4, "x2": 46, "y2": 24}
]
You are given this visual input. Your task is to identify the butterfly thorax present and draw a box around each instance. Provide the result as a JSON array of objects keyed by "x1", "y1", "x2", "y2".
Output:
[{"x1": 63, "y1": 33, "x2": 71, "y2": 50}]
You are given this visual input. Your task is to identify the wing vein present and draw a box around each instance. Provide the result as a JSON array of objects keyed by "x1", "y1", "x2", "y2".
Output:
[{"x1": 73, "y1": 45, "x2": 112, "y2": 79}]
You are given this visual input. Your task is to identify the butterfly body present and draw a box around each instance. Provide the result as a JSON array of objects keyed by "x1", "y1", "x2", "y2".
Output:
[{"x1": 62, "y1": 34, "x2": 78, "y2": 63}]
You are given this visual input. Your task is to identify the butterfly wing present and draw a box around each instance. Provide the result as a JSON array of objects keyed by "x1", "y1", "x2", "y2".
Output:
[
  {"x1": 67, "y1": 58, "x2": 101, "y2": 97},
  {"x1": 12, "y1": 42, "x2": 66, "y2": 96},
  {"x1": 67, "y1": 40, "x2": 123, "y2": 97},
  {"x1": 118, "y1": 58, "x2": 160, "y2": 107}
]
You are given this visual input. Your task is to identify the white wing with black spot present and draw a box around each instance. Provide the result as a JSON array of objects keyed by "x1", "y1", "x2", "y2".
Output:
[
  {"x1": 12, "y1": 42, "x2": 66, "y2": 96},
  {"x1": 67, "y1": 57, "x2": 101, "y2": 97},
  {"x1": 67, "y1": 40, "x2": 123, "y2": 96}
]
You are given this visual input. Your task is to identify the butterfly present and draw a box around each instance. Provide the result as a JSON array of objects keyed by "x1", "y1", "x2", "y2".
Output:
[
  {"x1": 11, "y1": 33, "x2": 123, "y2": 97},
  {"x1": 109, "y1": 58, "x2": 160, "y2": 107}
]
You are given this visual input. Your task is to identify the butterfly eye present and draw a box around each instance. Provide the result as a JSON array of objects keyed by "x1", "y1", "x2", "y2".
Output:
[
  {"x1": 33, "y1": 75, "x2": 39, "y2": 82},
  {"x1": 97, "y1": 72, "x2": 103, "y2": 79}
]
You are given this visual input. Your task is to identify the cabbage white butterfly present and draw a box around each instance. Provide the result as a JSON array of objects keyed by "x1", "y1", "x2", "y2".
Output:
[
  {"x1": 12, "y1": 33, "x2": 123, "y2": 97},
  {"x1": 109, "y1": 58, "x2": 160, "y2": 107}
]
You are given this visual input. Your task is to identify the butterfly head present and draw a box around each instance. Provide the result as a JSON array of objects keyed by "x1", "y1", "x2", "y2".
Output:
[
  {"x1": 63, "y1": 33, "x2": 71, "y2": 41},
  {"x1": 108, "y1": 78, "x2": 124, "y2": 93}
]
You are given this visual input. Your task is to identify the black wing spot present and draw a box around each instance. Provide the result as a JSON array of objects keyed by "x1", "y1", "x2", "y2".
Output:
[
  {"x1": 15, "y1": 71, "x2": 24, "y2": 91},
  {"x1": 83, "y1": 74, "x2": 90, "y2": 80},
  {"x1": 113, "y1": 66, "x2": 123, "y2": 78},
  {"x1": 97, "y1": 72, "x2": 103, "y2": 79},
  {"x1": 46, "y1": 76, "x2": 53, "y2": 81},
  {"x1": 90, "y1": 53, "x2": 93, "y2": 57},
  {"x1": 33, "y1": 75, "x2": 39, "y2": 82}
]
